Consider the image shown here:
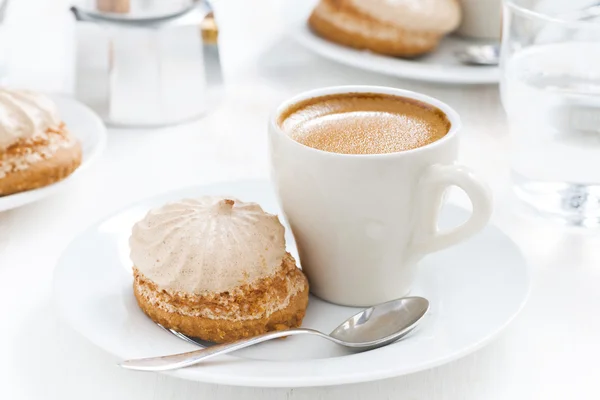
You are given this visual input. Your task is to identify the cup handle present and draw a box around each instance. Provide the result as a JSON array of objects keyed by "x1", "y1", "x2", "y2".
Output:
[{"x1": 409, "y1": 164, "x2": 493, "y2": 257}]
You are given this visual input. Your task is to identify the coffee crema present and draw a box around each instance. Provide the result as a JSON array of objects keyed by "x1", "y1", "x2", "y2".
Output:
[{"x1": 278, "y1": 92, "x2": 451, "y2": 155}]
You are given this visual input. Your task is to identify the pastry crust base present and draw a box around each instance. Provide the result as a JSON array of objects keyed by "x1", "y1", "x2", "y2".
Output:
[
  {"x1": 0, "y1": 124, "x2": 82, "y2": 197},
  {"x1": 134, "y1": 260, "x2": 310, "y2": 343},
  {"x1": 0, "y1": 144, "x2": 82, "y2": 196},
  {"x1": 135, "y1": 281, "x2": 309, "y2": 343},
  {"x1": 308, "y1": 0, "x2": 441, "y2": 57}
]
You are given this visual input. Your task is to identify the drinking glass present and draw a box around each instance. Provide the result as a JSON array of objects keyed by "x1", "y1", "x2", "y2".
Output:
[{"x1": 500, "y1": 0, "x2": 600, "y2": 226}]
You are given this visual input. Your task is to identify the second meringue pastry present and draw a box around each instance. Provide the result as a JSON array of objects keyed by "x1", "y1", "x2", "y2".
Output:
[
  {"x1": 0, "y1": 89, "x2": 82, "y2": 196},
  {"x1": 308, "y1": 0, "x2": 462, "y2": 57},
  {"x1": 130, "y1": 196, "x2": 310, "y2": 343}
]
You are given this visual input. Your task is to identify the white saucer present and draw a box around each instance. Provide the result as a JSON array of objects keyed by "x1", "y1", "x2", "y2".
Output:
[
  {"x1": 294, "y1": 24, "x2": 499, "y2": 85},
  {"x1": 53, "y1": 180, "x2": 529, "y2": 387},
  {"x1": 0, "y1": 95, "x2": 106, "y2": 212}
]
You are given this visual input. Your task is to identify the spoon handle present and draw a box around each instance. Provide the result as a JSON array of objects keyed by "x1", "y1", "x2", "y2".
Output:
[{"x1": 119, "y1": 328, "x2": 320, "y2": 371}]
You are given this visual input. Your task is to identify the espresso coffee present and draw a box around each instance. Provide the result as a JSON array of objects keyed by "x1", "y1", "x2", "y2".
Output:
[{"x1": 278, "y1": 92, "x2": 451, "y2": 154}]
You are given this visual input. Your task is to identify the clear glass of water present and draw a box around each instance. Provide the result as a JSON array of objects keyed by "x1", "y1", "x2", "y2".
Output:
[{"x1": 500, "y1": 0, "x2": 600, "y2": 226}]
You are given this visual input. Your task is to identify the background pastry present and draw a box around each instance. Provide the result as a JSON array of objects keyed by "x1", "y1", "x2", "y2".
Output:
[
  {"x1": 130, "y1": 196, "x2": 309, "y2": 343},
  {"x1": 308, "y1": 0, "x2": 462, "y2": 57},
  {"x1": 0, "y1": 89, "x2": 82, "y2": 196}
]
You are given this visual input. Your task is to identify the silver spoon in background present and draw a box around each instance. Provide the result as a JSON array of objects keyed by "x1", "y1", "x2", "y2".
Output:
[
  {"x1": 455, "y1": 44, "x2": 500, "y2": 66},
  {"x1": 120, "y1": 296, "x2": 430, "y2": 372},
  {"x1": 455, "y1": 3, "x2": 600, "y2": 66}
]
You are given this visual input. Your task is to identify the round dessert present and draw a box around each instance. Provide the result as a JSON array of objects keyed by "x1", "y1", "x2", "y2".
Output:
[
  {"x1": 0, "y1": 89, "x2": 82, "y2": 196},
  {"x1": 130, "y1": 196, "x2": 310, "y2": 343},
  {"x1": 308, "y1": 0, "x2": 462, "y2": 57}
]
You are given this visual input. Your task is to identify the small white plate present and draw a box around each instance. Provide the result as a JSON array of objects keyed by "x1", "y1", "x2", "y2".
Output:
[
  {"x1": 294, "y1": 24, "x2": 499, "y2": 85},
  {"x1": 0, "y1": 95, "x2": 107, "y2": 212},
  {"x1": 53, "y1": 180, "x2": 529, "y2": 387}
]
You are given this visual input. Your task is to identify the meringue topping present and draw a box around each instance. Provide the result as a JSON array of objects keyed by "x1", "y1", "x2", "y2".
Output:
[
  {"x1": 130, "y1": 197, "x2": 287, "y2": 295},
  {"x1": 348, "y1": 0, "x2": 461, "y2": 33},
  {"x1": 0, "y1": 89, "x2": 62, "y2": 150}
]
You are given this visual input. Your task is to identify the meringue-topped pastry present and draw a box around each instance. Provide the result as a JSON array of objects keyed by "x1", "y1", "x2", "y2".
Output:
[
  {"x1": 131, "y1": 196, "x2": 310, "y2": 343},
  {"x1": 0, "y1": 88, "x2": 82, "y2": 196},
  {"x1": 308, "y1": 0, "x2": 462, "y2": 57}
]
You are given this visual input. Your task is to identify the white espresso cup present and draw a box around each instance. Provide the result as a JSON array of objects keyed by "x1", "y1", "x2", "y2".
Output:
[{"x1": 269, "y1": 86, "x2": 493, "y2": 306}]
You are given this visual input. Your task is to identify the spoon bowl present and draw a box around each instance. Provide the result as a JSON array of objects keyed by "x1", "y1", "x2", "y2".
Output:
[
  {"x1": 329, "y1": 297, "x2": 430, "y2": 349},
  {"x1": 120, "y1": 296, "x2": 430, "y2": 371}
]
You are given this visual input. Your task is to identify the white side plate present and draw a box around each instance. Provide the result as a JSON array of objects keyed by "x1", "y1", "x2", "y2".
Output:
[
  {"x1": 294, "y1": 24, "x2": 500, "y2": 85},
  {"x1": 53, "y1": 180, "x2": 529, "y2": 387}
]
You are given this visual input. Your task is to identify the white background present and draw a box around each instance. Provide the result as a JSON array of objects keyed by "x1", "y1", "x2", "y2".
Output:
[{"x1": 1, "y1": 0, "x2": 600, "y2": 399}]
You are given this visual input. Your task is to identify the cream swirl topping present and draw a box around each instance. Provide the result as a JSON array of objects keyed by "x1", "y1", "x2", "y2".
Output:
[
  {"x1": 0, "y1": 89, "x2": 62, "y2": 150},
  {"x1": 130, "y1": 196, "x2": 287, "y2": 295}
]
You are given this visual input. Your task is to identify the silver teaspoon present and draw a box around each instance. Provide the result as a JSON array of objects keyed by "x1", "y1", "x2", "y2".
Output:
[{"x1": 119, "y1": 296, "x2": 429, "y2": 372}]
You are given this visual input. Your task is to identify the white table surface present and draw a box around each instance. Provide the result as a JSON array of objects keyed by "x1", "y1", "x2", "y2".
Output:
[{"x1": 2, "y1": 1, "x2": 600, "y2": 399}]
